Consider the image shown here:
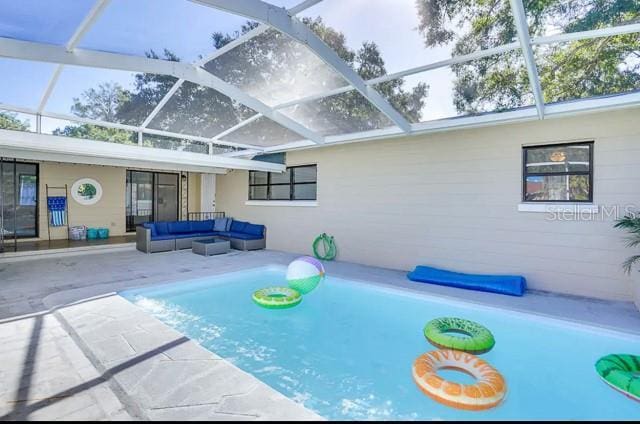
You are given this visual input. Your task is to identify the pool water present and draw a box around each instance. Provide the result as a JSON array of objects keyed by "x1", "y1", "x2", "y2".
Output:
[{"x1": 121, "y1": 266, "x2": 640, "y2": 420}]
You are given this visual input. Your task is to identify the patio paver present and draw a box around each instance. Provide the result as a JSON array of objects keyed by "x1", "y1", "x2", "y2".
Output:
[{"x1": 0, "y1": 312, "x2": 131, "y2": 421}]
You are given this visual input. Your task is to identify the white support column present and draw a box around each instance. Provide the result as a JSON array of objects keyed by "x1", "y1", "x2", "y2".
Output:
[
  {"x1": 200, "y1": 173, "x2": 216, "y2": 212},
  {"x1": 189, "y1": 0, "x2": 413, "y2": 133},
  {"x1": 509, "y1": 0, "x2": 545, "y2": 119}
]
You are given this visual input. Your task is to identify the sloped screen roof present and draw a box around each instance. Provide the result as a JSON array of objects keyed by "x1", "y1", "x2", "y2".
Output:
[{"x1": 0, "y1": 0, "x2": 638, "y2": 156}]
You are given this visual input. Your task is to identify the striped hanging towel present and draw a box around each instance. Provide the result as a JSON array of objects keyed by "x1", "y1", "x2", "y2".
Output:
[{"x1": 47, "y1": 197, "x2": 67, "y2": 227}]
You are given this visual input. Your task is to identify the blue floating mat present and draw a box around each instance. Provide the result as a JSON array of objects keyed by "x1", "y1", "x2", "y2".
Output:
[{"x1": 407, "y1": 265, "x2": 526, "y2": 297}]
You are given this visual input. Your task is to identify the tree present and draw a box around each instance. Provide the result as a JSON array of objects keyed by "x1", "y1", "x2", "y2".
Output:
[
  {"x1": 0, "y1": 111, "x2": 30, "y2": 131},
  {"x1": 52, "y1": 51, "x2": 181, "y2": 145},
  {"x1": 54, "y1": 81, "x2": 137, "y2": 144},
  {"x1": 71, "y1": 82, "x2": 130, "y2": 122},
  {"x1": 307, "y1": 18, "x2": 428, "y2": 126},
  {"x1": 415, "y1": 0, "x2": 640, "y2": 112},
  {"x1": 77, "y1": 183, "x2": 97, "y2": 199},
  {"x1": 539, "y1": 33, "x2": 640, "y2": 102}
]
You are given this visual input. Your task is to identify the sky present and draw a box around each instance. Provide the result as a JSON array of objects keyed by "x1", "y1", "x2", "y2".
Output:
[{"x1": 0, "y1": 0, "x2": 546, "y2": 136}]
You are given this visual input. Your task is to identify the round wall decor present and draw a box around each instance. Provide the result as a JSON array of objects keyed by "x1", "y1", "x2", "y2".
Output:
[{"x1": 71, "y1": 178, "x2": 103, "y2": 205}]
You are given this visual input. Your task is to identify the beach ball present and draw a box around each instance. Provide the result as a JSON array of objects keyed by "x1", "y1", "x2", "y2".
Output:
[{"x1": 286, "y1": 256, "x2": 325, "y2": 294}]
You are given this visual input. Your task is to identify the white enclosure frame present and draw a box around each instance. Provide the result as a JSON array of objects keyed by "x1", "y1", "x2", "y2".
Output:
[
  {"x1": 0, "y1": 128, "x2": 286, "y2": 173},
  {"x1": 0, "y1": 0, "x2": 638, "y2": 156}
]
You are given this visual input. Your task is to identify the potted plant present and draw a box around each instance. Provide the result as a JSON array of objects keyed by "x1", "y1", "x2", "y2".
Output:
[{"x1": 615, "y1": 213, "x2": 640, "y2": 309}]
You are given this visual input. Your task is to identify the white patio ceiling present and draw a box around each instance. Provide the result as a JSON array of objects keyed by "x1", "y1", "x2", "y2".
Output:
[{"x1": 0, "y1": 0, "x2": 638, "y2": 159}]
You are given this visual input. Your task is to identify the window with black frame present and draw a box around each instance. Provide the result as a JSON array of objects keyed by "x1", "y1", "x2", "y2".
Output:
[
  {"x1": 523, "y1": 142, "x2": 593, "y2": 203},
  {"x1": 249, "y1": 165, "x2": 317, "y2": 201}
]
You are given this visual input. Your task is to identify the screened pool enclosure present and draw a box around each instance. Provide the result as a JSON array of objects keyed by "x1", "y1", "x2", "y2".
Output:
[{"x1": 0, "y1": 0, "x2": 638, "y2": 158}]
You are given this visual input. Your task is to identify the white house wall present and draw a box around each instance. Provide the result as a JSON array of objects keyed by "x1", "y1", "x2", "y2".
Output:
[{"x1": 216, "y1": 107, "x2": 640, "y2": 301}]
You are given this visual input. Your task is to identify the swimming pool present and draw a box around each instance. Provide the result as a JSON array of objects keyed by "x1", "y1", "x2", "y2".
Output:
[{"x1": 121, "y1": 266, "x2": 640, "y2": 420}]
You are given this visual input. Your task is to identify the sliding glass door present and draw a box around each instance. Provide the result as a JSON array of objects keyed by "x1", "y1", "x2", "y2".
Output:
[
  {"x1": 126, "y1": 171, "x2": 153, "y2": 231},
  {"x1": 126, "y1": 170, "x2": 178, "y2": 231},
  {"x1": 155, "y1": 173, "x2": 178, "y2": 223},
  {"x1": 0, "y1": 159, "x2": 38, "y2": 243}
]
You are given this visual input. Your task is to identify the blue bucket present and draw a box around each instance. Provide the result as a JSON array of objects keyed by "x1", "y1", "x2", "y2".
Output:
[
  {"x1": 86, "y1": 228, "x2": 98, "y2": 240},
  {"x1": 97, "y1": 228, "x2": 109, "y2": 239}
]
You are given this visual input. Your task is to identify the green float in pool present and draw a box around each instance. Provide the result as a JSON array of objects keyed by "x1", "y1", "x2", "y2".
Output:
[
  {"x1": 595, "y1": 354, "x2": 640, "y2": 402},
  {"x1": 424, "y1": 317, "x2": 495, "y2": 354},
  {"x1": 252, "y1": 287, "x2": 302, "y2": 309}
]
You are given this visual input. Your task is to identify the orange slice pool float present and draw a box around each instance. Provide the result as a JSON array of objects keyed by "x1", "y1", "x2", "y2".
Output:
[{"x1": 412, "y1": 349, "x2": 506, "y2": 411}]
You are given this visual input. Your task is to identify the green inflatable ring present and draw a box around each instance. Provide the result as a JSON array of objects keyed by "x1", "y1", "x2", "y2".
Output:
[
  {"x1": 313, "y1": 233, "x2": 336, "y2": 261},
  {"x1": 252, "y1": 287, "x2": 302, "y2": 309},
  {"x1": 595, "y1": 354, "x2": 640, "y2": 402},
  {"x1": 424, "y1": 317, "x2": 495, "y2": 354}
]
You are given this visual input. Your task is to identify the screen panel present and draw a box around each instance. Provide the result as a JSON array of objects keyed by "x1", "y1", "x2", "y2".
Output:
[
  {"x1": 299, "y1": 0, "x2": 517, "y2": 74},
  {"x1": 373, "y1": 50, "x2": 535, "y2": 123},
  {"x1": 279, "y1": 89, "x2": 395, "y2": 136},
  {"x1": 204, "y1": 28, "x2": 349, "y2": 107},
  {"x1": 0, "y1": 58, "x2": 58, "y2": 109},
  {"x1": 535, "y1": 35, "x2": 640, "y2": 104},
  {"x1": 142, "y1": 134, "x2": 209, "y2": 155},
  {"x1": 0, "y1": 0, "x2": 95, "y2": 46},
  {"x1": 0, "y1": 110, "x2": 36, "y2": 133},
  {"x1": 220, "y1": 116, "x2": 306, "y2": 147},
  {"x1": 46, "y1": 66, "x2": 179, "y2": 126},
  {"x1": 526, "y1": 0, "x2": 640, "y2": 37},
  {"x1": 147, "y1": 81, "x2": 257, "y2": 138},
  {"x1": 80, "y1": 0, "x2": 252, "y2": 63},
  {"x1": 41, "y1": 116, "x2": 138, "y2": 145}
]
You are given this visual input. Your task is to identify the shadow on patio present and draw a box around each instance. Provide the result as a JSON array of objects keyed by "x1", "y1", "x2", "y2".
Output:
[{"x1": 1, "y1": 302, "x2": 188, "y2": 420}]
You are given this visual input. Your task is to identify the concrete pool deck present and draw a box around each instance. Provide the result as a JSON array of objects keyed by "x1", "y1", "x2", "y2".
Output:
[{"x1": 1, "y1": 248, "x2": 640, "y2": 420}]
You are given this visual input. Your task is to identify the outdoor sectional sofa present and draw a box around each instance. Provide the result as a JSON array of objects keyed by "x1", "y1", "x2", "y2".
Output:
[{"x1": 136, "y1": 218, "x2": 266, "y2": 253}]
